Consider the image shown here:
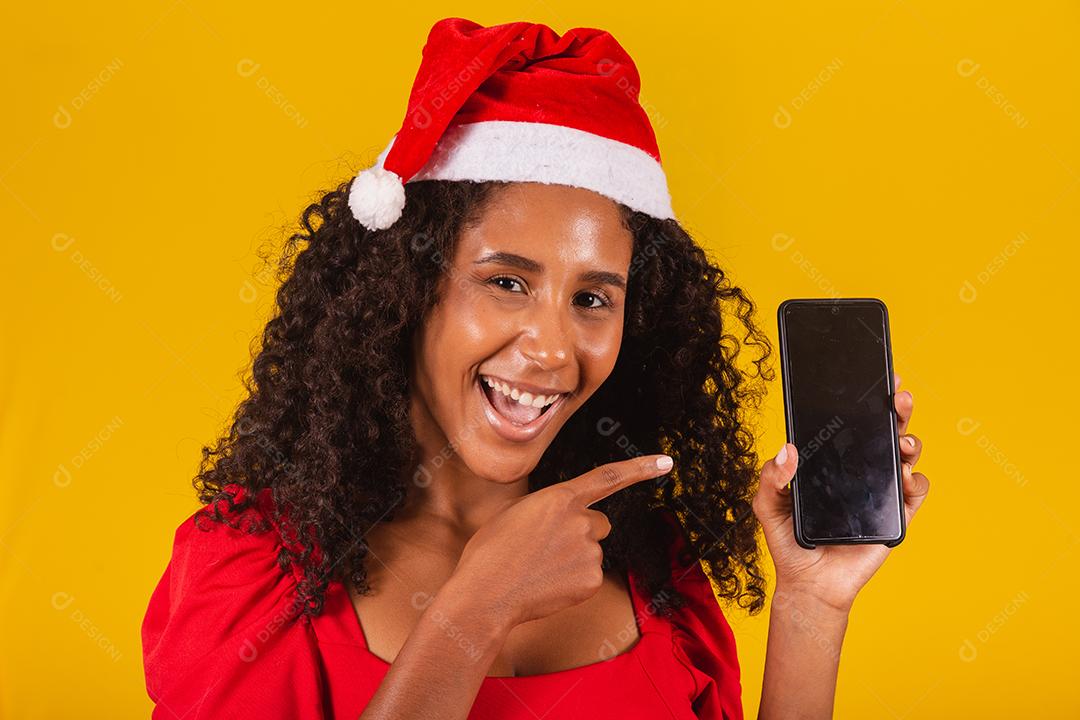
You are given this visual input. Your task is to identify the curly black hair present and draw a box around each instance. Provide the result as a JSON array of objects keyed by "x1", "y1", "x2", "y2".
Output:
[{"x1": 193, "y1": 177, "x2": 776, "y2": 619}]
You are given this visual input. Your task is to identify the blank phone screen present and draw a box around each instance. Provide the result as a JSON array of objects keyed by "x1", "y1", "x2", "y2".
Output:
[{"x1": 782, "y1": 302, "x2": 902, "y2": 542}]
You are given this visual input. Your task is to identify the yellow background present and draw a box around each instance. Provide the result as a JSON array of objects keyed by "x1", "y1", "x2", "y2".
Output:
[{"x1": 2, "y1": 1, "x2": 1076, "y2": 717}]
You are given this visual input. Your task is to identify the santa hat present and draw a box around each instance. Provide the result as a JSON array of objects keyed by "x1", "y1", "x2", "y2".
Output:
[{"x1": 348, "y1": 17, "x2": 675, "y2": 231}]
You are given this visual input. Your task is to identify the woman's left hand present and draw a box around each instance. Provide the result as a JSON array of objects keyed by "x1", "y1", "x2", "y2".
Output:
[{"x1": 752, "y1": 371, "x2": 930, "y2": 612}]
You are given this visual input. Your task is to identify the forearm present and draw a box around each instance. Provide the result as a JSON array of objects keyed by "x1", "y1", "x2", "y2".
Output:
[
  {"x1": 758, "y1": 586, "x2": 851, "y2": 720},
  {"x1": 359, "y1": 574, "x2": 513, "y2": 720}
]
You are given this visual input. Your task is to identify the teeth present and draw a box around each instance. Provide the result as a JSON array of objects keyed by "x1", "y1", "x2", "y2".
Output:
[{"x1": 482, "y1": 376, "x2": 563, "y2": 409}]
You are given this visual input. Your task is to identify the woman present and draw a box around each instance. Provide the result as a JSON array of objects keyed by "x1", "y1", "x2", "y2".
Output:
[{"x1": 141, "y1": 18, "x2": 929, "y2": 720}]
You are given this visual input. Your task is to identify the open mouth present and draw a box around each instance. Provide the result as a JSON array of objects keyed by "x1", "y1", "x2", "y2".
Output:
[{"x1": 479, "y1": 375, "x2": 565, "y2": 427}]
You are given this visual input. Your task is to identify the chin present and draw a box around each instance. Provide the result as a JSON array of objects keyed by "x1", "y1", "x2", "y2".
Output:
[{"x1": 460, "y1": 444, "x2": 546, "y2": 484}]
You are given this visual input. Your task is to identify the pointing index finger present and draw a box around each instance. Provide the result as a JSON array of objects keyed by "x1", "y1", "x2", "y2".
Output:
[{"x1": 570, "y1": 455, "x2": 673, "y2": 507}]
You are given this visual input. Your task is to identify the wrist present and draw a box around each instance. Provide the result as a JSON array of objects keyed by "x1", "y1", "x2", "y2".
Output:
[
  {"x1": 772, "y1": 582, "x2": 855, "y2": 621},
  {"x1": 436, "y1": 569, "x2": 518, "y2": 641}
]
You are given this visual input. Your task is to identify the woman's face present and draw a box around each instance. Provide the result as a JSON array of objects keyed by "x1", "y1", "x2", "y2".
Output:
[{"x1": 409, "y1": 182, "x2": 634, "y2": 483}]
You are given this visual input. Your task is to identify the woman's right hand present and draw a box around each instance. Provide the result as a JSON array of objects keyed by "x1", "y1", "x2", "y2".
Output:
[{"x1": 449, "y1": 454, "x2": 675, "y2": 629}]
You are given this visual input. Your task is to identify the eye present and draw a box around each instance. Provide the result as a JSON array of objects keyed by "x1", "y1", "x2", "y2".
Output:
[
  {"x1": 574, "y1": 290, "x2": 614, "y2": 310},
  {"x1": 489, "y1": 275, "x2": 526, "y2": 293}
]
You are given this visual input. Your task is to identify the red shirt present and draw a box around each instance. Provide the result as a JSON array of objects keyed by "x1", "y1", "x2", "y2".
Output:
[{"x1": 142, "y1": 486, "x2": 744, "y2": 719}]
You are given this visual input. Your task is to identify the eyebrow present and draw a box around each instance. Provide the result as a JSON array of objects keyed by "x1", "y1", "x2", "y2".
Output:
[{"x1": 473, "y1": 251, "x2": 627, "y2": 291}]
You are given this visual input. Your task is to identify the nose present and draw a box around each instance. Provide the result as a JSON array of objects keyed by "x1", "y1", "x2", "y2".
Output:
[{"x1": 518, "y1": 300, "x2": 572, "y2": 370}]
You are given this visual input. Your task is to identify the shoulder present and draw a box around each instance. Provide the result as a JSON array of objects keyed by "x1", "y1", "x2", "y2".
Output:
[
  {"x1": 171, "y1": 484, "x2": 298, "y2": 580},
  {"x1": 173, "y1": 484, "x2": 277, "y2": 554},
  {"x1": 654, "y1": 508, "x2": 736, "y2": 637},
  {"x1": 654, "y1": 508, "x2": 720, "y2": 605},
  {"x1": 142, "y1": 485, "x2": 325, "y2": 718},
  {"x1": 154, "y1": 486, "x2": 304, "y2": 615},
  {"x1": 654, "y1": 508, "x2": 744, "y2": 718}
]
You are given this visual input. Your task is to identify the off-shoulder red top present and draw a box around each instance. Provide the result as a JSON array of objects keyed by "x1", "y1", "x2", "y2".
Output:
[{"x1": 141, "y1": 486, "x2": 743, "y2": 719}]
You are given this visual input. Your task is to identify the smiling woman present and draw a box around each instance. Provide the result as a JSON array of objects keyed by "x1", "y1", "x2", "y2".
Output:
[
  {"x1": 142, "y1": 16, "x2": 784, "y2": 720},
  {"x1": 141, "y1": 172, "x2": 776, "y2": 717}
]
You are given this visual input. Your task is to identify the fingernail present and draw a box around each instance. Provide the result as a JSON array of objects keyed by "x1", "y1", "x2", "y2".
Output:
[
  {"x1": 656, "y1": 455, "x2": 673, "y2": 470},
  {"x1": 776, "y1": 443, "x2": 788, "y2": 465},
  {"x1": 904, "y1": 435, "x2": 916, "y2": 448}
]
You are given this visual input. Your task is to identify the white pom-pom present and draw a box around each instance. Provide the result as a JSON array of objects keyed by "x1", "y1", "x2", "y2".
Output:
[{"x1": 348, "y1": 165, "x2": 406, "y2": 231}]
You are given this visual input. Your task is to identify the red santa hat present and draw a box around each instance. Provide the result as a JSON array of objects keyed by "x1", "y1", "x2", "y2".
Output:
[{"x1": 348, "y1": 17, "x2": 675, "y2": 231}]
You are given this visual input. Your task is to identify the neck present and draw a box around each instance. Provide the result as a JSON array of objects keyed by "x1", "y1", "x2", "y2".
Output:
[{"x1": 401, "y1": 457, "x2": 526, "y2": 536}]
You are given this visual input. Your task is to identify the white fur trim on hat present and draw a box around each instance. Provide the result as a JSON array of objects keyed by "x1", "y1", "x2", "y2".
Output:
[
  {"x1": 348, "y1": 165, "x2": 406, "y2": 231},
  {"x1": 363, "y1": 120, "x2": 675, "y2": 225}
]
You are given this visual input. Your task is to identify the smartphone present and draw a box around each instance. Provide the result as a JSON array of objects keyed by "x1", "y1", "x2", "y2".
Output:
[{"x1": 777, "y1": 298, "x2": 905, "y2": 549}]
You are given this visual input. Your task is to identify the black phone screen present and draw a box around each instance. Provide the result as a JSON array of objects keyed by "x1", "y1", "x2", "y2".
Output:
[{"x1": 779, "y1": 299, "x2": 904, "y2": 545}]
